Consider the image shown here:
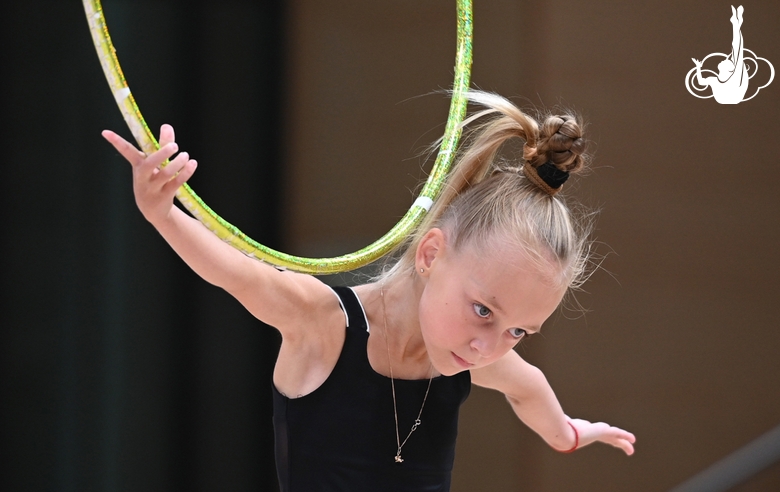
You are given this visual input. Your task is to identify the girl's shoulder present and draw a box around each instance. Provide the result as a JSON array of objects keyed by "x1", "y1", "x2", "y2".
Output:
[{"x1": 272, "y1": 271, "x2": 343, "y2": 326}]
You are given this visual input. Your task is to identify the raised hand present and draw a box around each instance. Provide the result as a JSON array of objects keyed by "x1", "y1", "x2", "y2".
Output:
[
  {"x1": 102, "y1": 124, "x2": 197, "y2": 225},
  {"x1": 568, "y1": 417, "x2": 636, "y2": 455}
]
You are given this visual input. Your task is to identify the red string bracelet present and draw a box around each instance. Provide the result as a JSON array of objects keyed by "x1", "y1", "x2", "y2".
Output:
[{"x1": 559, "y1": 421, "x2": 579, "y2": 453}]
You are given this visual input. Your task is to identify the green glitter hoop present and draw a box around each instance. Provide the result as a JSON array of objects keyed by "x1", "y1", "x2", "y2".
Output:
[{"x1": 83, "y1": 0, "x2": 473, "y2": 274}]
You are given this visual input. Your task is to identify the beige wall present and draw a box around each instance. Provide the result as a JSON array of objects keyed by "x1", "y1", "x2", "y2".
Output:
[{"x1": 283, "y1": 1, "x2": 780, "y2": 490}]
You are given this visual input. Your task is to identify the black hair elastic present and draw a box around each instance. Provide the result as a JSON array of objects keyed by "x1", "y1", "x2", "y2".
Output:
[{"x1": 522, "y1": 161, "x2": 569, "y2": 195}]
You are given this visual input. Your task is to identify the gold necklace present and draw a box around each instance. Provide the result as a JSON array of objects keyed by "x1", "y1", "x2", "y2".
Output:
[{"x1": 380, "y1": 284, "x2": 434, "y2": 464}]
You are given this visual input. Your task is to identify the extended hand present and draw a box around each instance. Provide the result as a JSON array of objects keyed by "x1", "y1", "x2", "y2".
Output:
[
  {"x1": 692, "y1": 58, "x2": 703, "y2": 67},
  {"x1": 102, "y1": 124, "x2": 197, "y2": 225},
  {"x1": 568, "y1": 417, "x2": 636, "y2": 455}
]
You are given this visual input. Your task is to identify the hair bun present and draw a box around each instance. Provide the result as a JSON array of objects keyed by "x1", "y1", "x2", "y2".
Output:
[
  {"x1": 537, "y1": 114, "x2": 587, "y2": 173},
  {"x1": 569, "y1": 137, "x2": 586, "y2": 156}
]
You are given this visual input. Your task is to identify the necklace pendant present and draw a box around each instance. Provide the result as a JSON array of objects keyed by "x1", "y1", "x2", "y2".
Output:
[{"x1": 395, "y1": 455, "x2": 404, "y2": 463}]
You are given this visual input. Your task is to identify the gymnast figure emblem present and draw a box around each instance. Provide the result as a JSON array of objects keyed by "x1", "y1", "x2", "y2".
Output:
[{"x1": 685, "y1": 5, "x2": 774, "y2": 104}]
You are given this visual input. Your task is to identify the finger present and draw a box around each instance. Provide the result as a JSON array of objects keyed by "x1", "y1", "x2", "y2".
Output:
[
  {"x1": 137, "y1": 142, "x2": 180, "y2": 178},
  {"x1": 606, "y1": 429, "x2": 636, "y2": 447},
  {"x1": 161, "y1": 159, "x2": 197, "y2": 193},
  {"x1": 102, "y1": 130, "x2": 146, "y2": 166},
  {"x1": 617, "y1": 439, "x2": 635, "y2": 456},
  {"x1": 604, "y1": 427, "x2": 635, "y2": 454},
  {"x1": 158, "y1": 124, "x2": 176, "y2": 148},
  {"x1": 157, "y1": 152, "x2": 190, "y2": 181}
]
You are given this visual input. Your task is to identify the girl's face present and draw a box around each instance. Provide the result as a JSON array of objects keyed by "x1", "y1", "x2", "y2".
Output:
[{"x1": 417, "y1": 232, "x2": 566, "y2": 376}]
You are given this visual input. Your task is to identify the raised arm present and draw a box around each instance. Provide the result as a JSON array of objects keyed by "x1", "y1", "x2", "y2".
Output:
[
  {"x1": 102, "y1": 125, "x2": 332, "y2": 332},
  {"x1": 470, "y1": 350, "x2": 635, "y2": 455}
]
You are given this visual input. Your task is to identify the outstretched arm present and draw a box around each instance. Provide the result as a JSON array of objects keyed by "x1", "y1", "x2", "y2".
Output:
[
  {"x1": 692, "y1": 58, "x2": 710, "y2": 87},
  {"x1": 102, "y1": 125, "x2": 332, "y2": 332},
  {"x1": 470, "y1": 350, "x2": 636, "y2": 455}
]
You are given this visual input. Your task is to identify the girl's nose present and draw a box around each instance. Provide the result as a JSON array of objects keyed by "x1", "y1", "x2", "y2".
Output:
[{"x1": 470, "y1": 333, "x2": 499, "y2": 358}]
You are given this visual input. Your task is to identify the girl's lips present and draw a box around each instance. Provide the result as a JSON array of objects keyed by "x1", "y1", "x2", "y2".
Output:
[{"x1": 452, "y1": 352, "x2": 474, "y2": 368}]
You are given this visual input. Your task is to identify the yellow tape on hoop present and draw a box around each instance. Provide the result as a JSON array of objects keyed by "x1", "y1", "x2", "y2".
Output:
[{"x1": 83, "y1": 0, "x2": 473, "y2": 274}]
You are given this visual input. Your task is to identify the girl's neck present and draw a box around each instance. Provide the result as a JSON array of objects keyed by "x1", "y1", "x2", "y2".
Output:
[{"x1": 357, "y1": 275, "x2": 430, "y2": 369}]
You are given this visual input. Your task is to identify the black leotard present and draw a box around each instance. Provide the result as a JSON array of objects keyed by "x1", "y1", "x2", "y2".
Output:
[{"x1": 273, "y1": 286, "x2": 471, "y2": 491}]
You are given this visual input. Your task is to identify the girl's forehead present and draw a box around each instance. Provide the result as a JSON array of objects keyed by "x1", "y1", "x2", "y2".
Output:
[
  {"x1": 451, "y1": 246, "x2": 566, "y2": 317},
  {"x1": 456, "y1": 240, "x2": 557, "y2": 279},
  {"x1": 465, "y1": 254, "x2": 548, "y2": 291}
]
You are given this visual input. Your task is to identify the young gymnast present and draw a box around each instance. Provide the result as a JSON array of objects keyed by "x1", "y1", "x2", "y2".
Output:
[{"x1": 102, "y1": 91, "x2": 635, "y2": 491}]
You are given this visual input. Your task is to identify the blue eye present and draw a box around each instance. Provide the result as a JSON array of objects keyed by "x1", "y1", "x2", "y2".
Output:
[
  {"x1": 473, "y1": 303, "x2": 491, "y2": 318},
  {"x1": 509, "y1": 328, "x2": 527, "y2": 339}
]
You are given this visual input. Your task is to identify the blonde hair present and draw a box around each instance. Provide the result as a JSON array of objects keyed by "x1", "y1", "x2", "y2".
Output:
[{"x1": 380, "y1": 91, "x2": 592, "y2": 290}]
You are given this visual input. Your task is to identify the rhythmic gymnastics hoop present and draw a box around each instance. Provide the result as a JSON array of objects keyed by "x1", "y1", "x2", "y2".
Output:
[{"x1": 83, "y1": 0, "x2": 473, "y2": 274}]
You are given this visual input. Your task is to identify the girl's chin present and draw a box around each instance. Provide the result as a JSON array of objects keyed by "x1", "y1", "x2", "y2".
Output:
[{"x1": 428, "y1": 356, "x2": 460, "y2": 377}]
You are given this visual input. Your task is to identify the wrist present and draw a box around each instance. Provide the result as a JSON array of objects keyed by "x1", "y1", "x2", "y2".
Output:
[
  {"x1": 556, "y1": 421, "x2": 579, "y2": 453},
  {"x1": 145, "y1": 205, "x2": 180, "y2": 231}
]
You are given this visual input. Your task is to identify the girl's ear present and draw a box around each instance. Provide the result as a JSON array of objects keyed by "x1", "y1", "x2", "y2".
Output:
[{"x1": 415, "y1": 228, "x2": 446, "y2": 273}]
